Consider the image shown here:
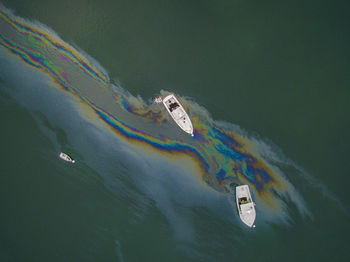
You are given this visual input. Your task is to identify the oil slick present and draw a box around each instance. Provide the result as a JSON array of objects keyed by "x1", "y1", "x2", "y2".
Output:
[{"x1": 0, "y1": 5, "x2": 310, "y2": 225}]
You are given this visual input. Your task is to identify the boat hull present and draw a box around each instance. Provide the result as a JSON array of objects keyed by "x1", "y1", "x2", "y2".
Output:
[
  {"x1": 59, "y1": 152, "x2": 75, "y2": 163},
  {"x1": 162, "y1": 94, "x2": 193, "y2": 136},
  {"x1": 236, "y1": 185, "x2": 256, "y2": 227}
]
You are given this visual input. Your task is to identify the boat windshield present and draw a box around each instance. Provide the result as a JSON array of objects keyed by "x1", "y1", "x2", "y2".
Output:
[
  {"x1": 169, "y1": 102, "x2": 179, "y2": 112},
  {"x1": 239, "y1": 197, "x2": 248, "y2": 205}
]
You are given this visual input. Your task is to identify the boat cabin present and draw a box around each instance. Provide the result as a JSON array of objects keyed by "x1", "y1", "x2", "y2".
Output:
[
  {"x1": 239, "y1": 197, "x2": 249, "y2": 205},
  {"x1": 167, "y1": 99, "x2": 180, "y2": 112}
]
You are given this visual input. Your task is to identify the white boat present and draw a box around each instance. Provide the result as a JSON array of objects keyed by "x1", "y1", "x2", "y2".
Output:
[
  {"x1": 162, "y1": 94, "x2": 194, "y2": 136},
  {"x1": 59, "y1": 152, "x2": 75, "y2": 163},
  {"x1": 236, "y1": 185, "x2": 256, "y2": 228}
]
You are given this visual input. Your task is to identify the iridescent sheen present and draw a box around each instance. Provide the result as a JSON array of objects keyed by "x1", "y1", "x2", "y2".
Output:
[{"x1": 0, "y1": 7, "x2": 301, "y2": 214}]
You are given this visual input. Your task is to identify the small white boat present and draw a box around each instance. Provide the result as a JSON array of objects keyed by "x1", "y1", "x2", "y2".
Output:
[
  {"x1": 162, "y1": 94, "x2": 194, "y2": 136},
  {"x1": 236, "y1": 185, "x2": 256, "y2": 228},
  {"x1": 59, "y1": 152, "x2": 75, "y2": 163}
]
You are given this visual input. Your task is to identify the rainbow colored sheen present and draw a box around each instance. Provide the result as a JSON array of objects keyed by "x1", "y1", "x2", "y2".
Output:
[{"x1": 0, "y1": 7, "x2": 293, "y2": 211}]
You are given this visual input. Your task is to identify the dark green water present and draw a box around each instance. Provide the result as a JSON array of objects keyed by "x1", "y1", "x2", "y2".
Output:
[{"x1": 1, "y1": 0, "x2": 350, "y2": 261}]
